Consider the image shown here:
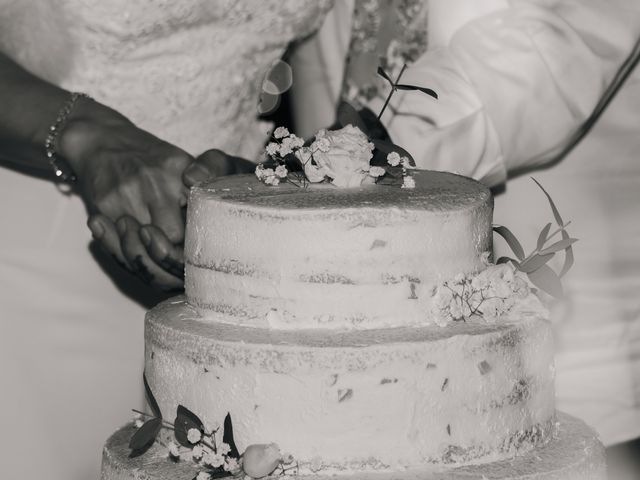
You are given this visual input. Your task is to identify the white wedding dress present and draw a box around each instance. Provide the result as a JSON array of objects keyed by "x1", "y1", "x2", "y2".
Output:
[{"x1": 0, "y1": 2, "x2": 331, "y2": 480}]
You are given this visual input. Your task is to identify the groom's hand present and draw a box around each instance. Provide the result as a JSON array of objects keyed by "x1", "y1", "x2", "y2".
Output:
[
  {"x1": 182, "y1": 149, "x2": 255, "y2": 187},
  {"x1": 135, "y1": 149, "x2": 255, "y2": 286}
]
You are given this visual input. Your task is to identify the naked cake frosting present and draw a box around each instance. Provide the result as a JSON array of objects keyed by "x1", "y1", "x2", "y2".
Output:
[{"x1": 101, "y1": 171, "x2": 606, "y2": 480}]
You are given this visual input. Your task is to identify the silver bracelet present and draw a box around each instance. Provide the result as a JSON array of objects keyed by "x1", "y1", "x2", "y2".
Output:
[{"x1": 45, "y1": 92, "x2": 91, "y2": 184}]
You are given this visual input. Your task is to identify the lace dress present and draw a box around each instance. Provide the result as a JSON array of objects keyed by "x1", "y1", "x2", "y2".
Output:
[{"x1": 0, "y1": 2, "x2": 331, "y2": 479}]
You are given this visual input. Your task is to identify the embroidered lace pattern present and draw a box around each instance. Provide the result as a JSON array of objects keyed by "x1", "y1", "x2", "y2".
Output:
[{"x1": 0, "y1": 0, "x2": 333, "y2": 158}]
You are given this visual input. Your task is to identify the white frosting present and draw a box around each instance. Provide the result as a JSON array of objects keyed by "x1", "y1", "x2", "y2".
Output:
[
  {"x1": 185, "y1": 171, "x2": 493, "y2": 329},
  {"x1": 145, "y1": 299, "x2": 555, "y2": 472},
  {"x1": 102, "y1": 413, "x2": 606, "y2": 480}
]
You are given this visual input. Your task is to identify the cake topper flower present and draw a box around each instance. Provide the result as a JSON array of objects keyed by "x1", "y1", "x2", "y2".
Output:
[{"x1": 256, "y1": 64, "x2": 437, "y2": 189}]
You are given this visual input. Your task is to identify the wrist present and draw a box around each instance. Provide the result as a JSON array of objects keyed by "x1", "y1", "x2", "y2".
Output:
[{"x1": 56, "y1": 96, "x2": 132, "y2": 177}]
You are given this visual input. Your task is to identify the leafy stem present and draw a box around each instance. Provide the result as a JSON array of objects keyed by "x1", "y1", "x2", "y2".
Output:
[{"x1": 377, "y1": 64, "x2": 408, "y2": 121}]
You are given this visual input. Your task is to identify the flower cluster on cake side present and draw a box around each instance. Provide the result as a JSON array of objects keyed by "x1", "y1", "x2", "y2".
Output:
[{"x1": 129, "y1": 376, "x2": 297, "y2": 480}]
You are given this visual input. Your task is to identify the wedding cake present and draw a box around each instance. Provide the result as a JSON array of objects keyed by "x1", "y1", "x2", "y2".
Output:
[{"x1": 101, "y1": 169, "x2": 606, "y2": 480}]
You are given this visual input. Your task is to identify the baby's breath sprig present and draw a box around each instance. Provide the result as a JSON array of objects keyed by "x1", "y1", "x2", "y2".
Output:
[{"x1": 493, "y1": 178, "x2": 577, "y2": 298}]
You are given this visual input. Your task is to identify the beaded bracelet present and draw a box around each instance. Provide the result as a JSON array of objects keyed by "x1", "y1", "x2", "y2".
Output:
[{"x1": 45, "y1": 92, "x2": 91, "y2": 185}]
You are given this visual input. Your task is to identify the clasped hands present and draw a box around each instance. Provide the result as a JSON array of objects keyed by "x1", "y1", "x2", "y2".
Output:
[{"x1": 58, "y1": 103, "x2": 254, "y2": 290}]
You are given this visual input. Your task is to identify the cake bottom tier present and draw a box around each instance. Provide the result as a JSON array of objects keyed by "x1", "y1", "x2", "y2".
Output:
[{"x1": 101, "y1": 412, "x2": 606, "y2": 480}]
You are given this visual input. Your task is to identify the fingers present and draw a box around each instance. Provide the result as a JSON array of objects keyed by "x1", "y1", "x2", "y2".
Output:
[
  {"x1": 147, "y1": 194, "x2": 185, "y2": 245},
  {"x1": 183, "y1": 149, "x2": 255, "y2": 187},
  {"x1": 88, "y1": 214, "x2": 130, "y2": 269},
  {"x1": 117, "y1": 215, "x2": 184, "y2": 291},
  {"x1": 139, "y1": 224, "x2": 185, "y2": 278}
]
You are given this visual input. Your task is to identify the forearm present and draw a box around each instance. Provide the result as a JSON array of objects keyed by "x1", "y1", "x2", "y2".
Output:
[
  {"x1": 0, "y1": 52, "x2": 71, "y2": 169},
  {"x1": 370, "y1": 1, "x2": 640, "y2": 186}
]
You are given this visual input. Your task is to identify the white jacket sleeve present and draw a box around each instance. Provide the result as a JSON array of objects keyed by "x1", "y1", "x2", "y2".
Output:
[{"x1": 368, "y1": 0, "x2": 640, "y2": 186}]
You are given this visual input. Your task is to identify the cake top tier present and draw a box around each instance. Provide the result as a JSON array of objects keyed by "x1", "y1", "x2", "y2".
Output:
[
  {"x1": 185, "y1": 170, "x2": 494, "y2": 330},
  {"x1": 190, "y1": 170, "x2": 490, "y2": 213}
]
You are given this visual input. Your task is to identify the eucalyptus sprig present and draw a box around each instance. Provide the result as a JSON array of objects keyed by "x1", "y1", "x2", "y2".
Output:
[{"x1": 493, "y1": 179, "x2": 577, "y2": 298}]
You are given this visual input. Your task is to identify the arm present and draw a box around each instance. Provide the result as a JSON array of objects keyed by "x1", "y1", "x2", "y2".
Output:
[
  {"x1": 0, "y1": 51, "x2": 190, "y2": 289},
  {"x1": 367, "y1": 1, "x2": 640, "y2": 186}
]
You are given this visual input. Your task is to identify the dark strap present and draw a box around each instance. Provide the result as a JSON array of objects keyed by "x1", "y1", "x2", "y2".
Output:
[{"x1": 549, "y1": 34, "x2": 640, "y2": 165}]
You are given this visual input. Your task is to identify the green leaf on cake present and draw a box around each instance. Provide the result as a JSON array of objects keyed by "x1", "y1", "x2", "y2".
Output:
[
  {"x1": 532, "y1": 178, "x2": 575, "y2": 277},
  {"x1": 377, "y1": 66, "x2": 394, "y2": 86},
  {"x1": 395, "y1": 84, "x2": 438, "y2": 99},
  {"x1": 223, "y1": 413, "x2": 241, "y2": 459},
  {"x1": 496, "y1": 256, "x2": 520, "y2": 268},
  {"x1": 539, "y1": 238, "x2": 579, "y2": 255},
  {"x1": 519, "y1": 253, "x2": 554, "y2": 273},
  {"x1": 143, "y1": 372, "x2": 162, "y2": 419},
  {"x1": 493, "y1": 225, "x2": 525, "y2": 260},
  {"x1": 336, "y1": 102, "x2": 368, "y2": 133},
  {"x1": 192, "y1": 469, "x2": 232, "y2": 480},
  {"x1": 537, "y1": 223, "x2": 552, "y2": 250},
  {"x1": 527, "y1": 264, "x2": 564, "y2": 298},
  {"x1": 129, "y1": 417, "x2": 163, "y2": 455},
  {"x1": 174, "y1": 405, "x2": 205, "y2": 447}
]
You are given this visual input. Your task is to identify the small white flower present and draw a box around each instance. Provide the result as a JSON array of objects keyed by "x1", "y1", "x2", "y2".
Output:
[
  {"x1": 312, "y1": 137, "x2": 331, "y2": 153},
  {"x1": 274, "y1": 165, "x2": 288, "y2": 178},
  {"x1": 401, "y1": 175, "x2": 416, "y2": 189},
  {"x1": 192, "y1": 445, "x2": 204, "y2": 460},
  {"x1": 255, "y1": 164, "x2": 265, "y2": 180},
  {"x1": 264, "y1": 174, "x2": 280, "y2": 186},
  {"x1": 265, "y1": 142, "x2": 279, "y2": 157},
  {"x1": 368, "y1": 166, "x2": 386, "y2": 178},
  {"x1": 281, "y1": 453, "x2": 294, "y2": 465},
  {"x1": 196, "y1": 472, "x2": 212, "y2": 480},
  {"x1": 167, "y1": 441, "x2": 181, "y2": 459},
  {"x1": 187, "y1": 428, "x2": 202, "y2": 444},
  {"x1": 273, "y1": 126, "x2": 290, "y2": 139},
  {"x1": 278, "y1": 137, "x2": 294, "y2": 156},
  {"x1": 224, "y1": 457, "x2": 240, "y2": 472},
  {"x1": 289, "y1": 134, "x2": 305, "y2": 149},
  {"x1": 387, "y1": 151, "x2": 401, "y2": 166},
  {"x1": 203, "y1": 452, "x2": 225, "y2": 468},
  {"x1": 218, "y1": 442, "x2": 232, "y2": 456},
  {"x1": 400, "y1": 156, "x2": 412, "y2": 168}
]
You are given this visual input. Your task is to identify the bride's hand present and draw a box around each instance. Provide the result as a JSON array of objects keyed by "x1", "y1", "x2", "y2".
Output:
[
  {"x1": 86, "y1": 148, "x2": 255, "y2": 290},
  {"x1": 60, "y1": 98, "x2": 193, "y2": 244}
]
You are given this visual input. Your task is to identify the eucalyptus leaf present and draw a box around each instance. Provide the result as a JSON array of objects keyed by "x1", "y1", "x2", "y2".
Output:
[
  {"x1": 129, "y1": 417, "x2": 162, "y2": 455},
  {"x1": 377, "y1": 66, "x2": 394, "y2": 86},
  {"x1": 223, "y1": 413, "x2": 240, "y2": 459},
  {"x1": 559, "y1": 242, "x2": 575, "y2": 278},
  {"x1": 537, "y1": 223, "x2": 552, "y2": 250},
  {"x1": 174, "y1": 405, "x2": 205, "y2": 447},
  {"x1": 532, "y1": 178, "x2": 563, "y2": 226},
  {"x1": 208, "y1": 467, "x2": 234, "y2": 479},
  {"x1": 371, "y1": 139, "x2": 416, "y2": 167},
  {"x1": 528, "y1": 264, "x2": 564, "y2": 299},
  {"x1": 337, "y1": 102, "x2": 368, "y2": 132},
  {"x1": 531, "y1": 178, "x2": 575, "y2": 277},
  {"x1": 493, "y1": 225, "x2": 525, "y2": 260},
  {"x1": 496, "y1": 256, "x2": 519, "y2": 268},
  {"x1": 395, "y1": 84, "x2": 438, "y2": 99},
  {"x1": 519, "y1": 253, "x2": 554, "y2": 273},
  {"x1": 539, "y1": 238, "x2": 578, "y2": 255},
  {"x1": 143, "y1": 372, "x2": 162, "y2": 419}
]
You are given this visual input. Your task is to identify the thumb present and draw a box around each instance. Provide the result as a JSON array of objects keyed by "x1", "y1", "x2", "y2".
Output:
[{"x1": 182, "y1": 149, "x2": 228, "y2": 187}]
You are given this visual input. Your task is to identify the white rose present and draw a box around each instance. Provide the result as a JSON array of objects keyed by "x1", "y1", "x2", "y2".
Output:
[{"x1": 311, "y1": 126, "x2": 374, "y2": 188}]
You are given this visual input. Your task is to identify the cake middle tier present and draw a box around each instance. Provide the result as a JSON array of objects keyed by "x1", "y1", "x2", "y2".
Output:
[
  {"x1": 145, "y1": 298, "x2": 555, "y2": 473},
  {"x1": 184, "y1": 171, "x2": 493, "y2": 329}
]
